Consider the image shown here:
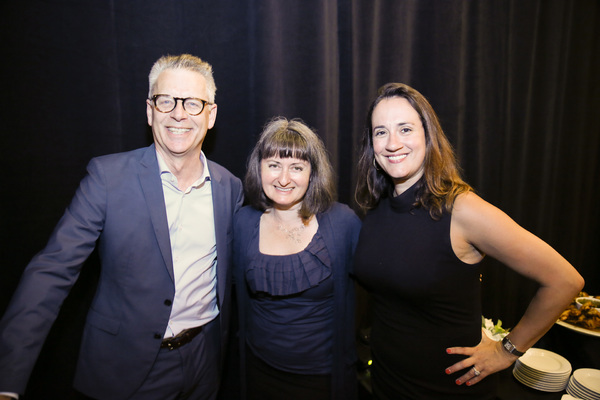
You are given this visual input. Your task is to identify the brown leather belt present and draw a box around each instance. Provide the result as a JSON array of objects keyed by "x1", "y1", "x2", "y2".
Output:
[{"x1": 160, "y1": 325, "x2": 203, "y2": 351}]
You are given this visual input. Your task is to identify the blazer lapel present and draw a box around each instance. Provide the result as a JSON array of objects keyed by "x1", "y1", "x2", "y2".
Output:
[
  {"x1": 138, "y1": 145, "x2": 174, "y2": 282},
  {"x1": 209, "y1": 163, "x2": 227, "y2": 308}
]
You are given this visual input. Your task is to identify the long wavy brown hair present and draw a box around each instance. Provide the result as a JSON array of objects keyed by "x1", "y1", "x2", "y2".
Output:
[{"x1": 355, "y1": 83, "x2": 472, "y2": 219}]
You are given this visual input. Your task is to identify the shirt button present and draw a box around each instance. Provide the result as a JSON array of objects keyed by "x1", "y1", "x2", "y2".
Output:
[{"x1": 164, "y1": 299, "x2": 172, "y2": 306}]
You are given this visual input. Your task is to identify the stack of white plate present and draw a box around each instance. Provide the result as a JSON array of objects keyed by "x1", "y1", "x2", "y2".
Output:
[
  {"x1": 566, "y1": 368, "x2": 600, "y2": 400},
  {"x1": 512, "y1": 348, "x2": 572, "y2": 392}
]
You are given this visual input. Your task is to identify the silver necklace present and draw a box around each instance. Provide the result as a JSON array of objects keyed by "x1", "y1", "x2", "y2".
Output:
[{"x1": 276, "y1": 222, "x2": 306, "y2": 243}]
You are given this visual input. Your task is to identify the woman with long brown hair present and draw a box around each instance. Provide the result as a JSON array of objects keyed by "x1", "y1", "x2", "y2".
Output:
[{"x1": 353, "y1": 82, "x2": 583, "y2": 399}]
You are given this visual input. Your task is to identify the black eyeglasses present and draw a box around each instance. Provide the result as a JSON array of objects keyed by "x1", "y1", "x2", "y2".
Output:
[{"x1": 149, "y1": 94, "x2": 212, "y2": 116}]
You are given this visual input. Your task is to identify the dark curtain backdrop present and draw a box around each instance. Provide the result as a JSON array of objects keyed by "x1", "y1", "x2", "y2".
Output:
[{"x1": 1, "y1": 0, "x2": 598, "y2": 398}]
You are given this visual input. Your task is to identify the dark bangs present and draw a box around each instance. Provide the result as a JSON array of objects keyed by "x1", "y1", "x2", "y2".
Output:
[{"x1": 259, "y1": 130, "x2": 310, "y2": 161}]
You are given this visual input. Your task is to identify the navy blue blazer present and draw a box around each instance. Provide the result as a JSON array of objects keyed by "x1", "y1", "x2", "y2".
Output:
[{"x1": 0, "y1": 144, "x2": 243, "y2": 399}]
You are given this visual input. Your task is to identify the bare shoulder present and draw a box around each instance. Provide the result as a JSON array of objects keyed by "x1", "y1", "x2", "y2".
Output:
[
  {"x1": 451, "y1": 192, "x2": 530, "y2": 258},
  {"x1": 452, "y1": 192, "x2": 582, "y2": 293},
  {"x1": 452, "y1": 191, "x2": 508, "y2": 228},
  {"x1": 450, "y1": 192, "x2": 506, "y2": 262},
  {"x1": 452, "y1": 192, "x2": 557, "y2": 273}
]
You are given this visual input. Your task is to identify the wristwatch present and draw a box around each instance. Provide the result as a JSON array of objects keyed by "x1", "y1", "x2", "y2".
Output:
[{"x1": 502, "y1": 336, "x2": 525, "y2": 357}]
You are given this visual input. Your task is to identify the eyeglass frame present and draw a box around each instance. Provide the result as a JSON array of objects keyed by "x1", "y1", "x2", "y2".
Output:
[{"x1": 149, "y1": 94, "x2": 213, "y2": 116}]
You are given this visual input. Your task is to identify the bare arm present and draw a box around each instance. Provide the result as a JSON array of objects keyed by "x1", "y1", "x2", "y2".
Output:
[{"x1": 446, "y1": 192, "x2": 584, "y2": 385}]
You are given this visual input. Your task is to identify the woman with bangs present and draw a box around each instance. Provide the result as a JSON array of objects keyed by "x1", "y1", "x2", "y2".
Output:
[{"x1": 233, "y1": 117, "x2": 361, "y2": 400}]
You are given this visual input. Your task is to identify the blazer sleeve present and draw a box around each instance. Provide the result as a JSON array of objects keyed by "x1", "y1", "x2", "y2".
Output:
[{"x1": 0, "y1": 157, "x2": 107, "y2": 393}]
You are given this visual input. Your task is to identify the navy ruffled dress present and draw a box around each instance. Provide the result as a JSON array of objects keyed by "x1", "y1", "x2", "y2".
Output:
[
  {"x1": 233, "y1": 203, "x2": 362, "y2": 400},
  {"x1": 245, "y1": 231, "x2": 334, "y2": 374}
]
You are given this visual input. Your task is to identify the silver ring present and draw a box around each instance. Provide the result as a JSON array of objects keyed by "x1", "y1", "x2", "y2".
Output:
[{"x1": 472, "y1": 366, "x2": 481, "y2": 376}]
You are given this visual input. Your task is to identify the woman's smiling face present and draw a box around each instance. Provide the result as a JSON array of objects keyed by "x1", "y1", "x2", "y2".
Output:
[
  {"x1": 261, "y1": 156, "x2": 311, "y2": 210},
  {"x1": 372, "y1": 96, "x2": 426, "y2": 194}
]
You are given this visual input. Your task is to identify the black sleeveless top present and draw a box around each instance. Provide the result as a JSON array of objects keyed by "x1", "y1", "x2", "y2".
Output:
[{"x1": 354, "y1": 183, "x2": 498, "y2": 399}]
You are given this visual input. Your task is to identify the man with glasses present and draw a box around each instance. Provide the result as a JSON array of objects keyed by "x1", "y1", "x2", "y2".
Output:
[{"x1": 0, "y1": 54, "x2": 243, "y2": 400}]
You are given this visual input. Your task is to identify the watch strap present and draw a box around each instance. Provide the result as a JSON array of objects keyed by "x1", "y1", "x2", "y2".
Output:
[{"x1": 502, "y1": 336, "x2": 525, "y2": 357}]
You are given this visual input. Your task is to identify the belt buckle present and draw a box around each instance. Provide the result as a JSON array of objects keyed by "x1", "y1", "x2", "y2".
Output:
[{"x1": 161, "y1": 326, "x2": 202, "y2": 351}]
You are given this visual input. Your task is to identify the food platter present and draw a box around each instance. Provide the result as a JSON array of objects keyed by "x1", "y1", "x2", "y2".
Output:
[
  {"x1": 555, "y1": 320, "x2": 600, "y2": 338},
  {"x1": 556, "y1": 292, "x2": 600, "y2": 338}
]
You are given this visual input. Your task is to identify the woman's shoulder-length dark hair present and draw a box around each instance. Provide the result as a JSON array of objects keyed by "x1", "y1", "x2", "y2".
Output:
[
  {"x1": 244, "y1": 117, "x2": 336, "y2": 221},
  {"x1": 355, "y1": 82, "x2": 472, "y2": 218}
]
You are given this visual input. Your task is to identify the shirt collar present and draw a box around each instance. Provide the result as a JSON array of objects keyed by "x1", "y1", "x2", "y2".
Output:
[{"x1": 156, "y1": 151, "x2": 211, "y2": 188}]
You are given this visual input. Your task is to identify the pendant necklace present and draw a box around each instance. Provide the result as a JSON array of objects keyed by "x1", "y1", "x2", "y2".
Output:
[{"x1": 276, "y1": 221, "x2": 306, "y2": 244}]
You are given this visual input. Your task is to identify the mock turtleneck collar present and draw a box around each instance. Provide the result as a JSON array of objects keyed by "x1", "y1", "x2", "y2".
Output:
[{"x1": 389, "y1": 181, "x2": 421, "y2": 213}]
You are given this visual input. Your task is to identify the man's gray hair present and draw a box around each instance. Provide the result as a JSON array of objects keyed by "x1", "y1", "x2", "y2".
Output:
[{"x1": 148, "y1": 54, "x2": 216, "y2": 103}]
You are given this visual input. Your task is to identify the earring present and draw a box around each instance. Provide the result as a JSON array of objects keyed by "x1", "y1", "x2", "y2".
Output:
[{"x1": 373, "y1": 158, "x2": 381, "y2": 170}]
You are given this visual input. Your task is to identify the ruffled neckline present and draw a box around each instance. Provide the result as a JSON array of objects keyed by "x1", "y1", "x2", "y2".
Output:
[{"x1": 245, "y1": 226, "x2": 332, "y2": 296}]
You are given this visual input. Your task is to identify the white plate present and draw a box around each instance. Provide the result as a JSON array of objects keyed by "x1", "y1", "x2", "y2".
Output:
[
  {"x1": 574, "y1": 368, "x2": 600, "y2": 393},
  {"x1": 513, "y1": 367, "x2": 568, "y2": 392},
  {"x1": 516, "y1": 361, "x2": 571, "y2": 380},
  {"x1": 519, "y1": 348, "x2": 572, "y2": 375},
  {"x1": 556, "y1": 320, "x2": 600, "y2": 338},
  {"x1": 568, "y1": 382, "x2": 599, "y2": 400},
  {"x1": 568, "y1": 384, "x2": 600, "y2": 400},
  {"x1": 566, "y1": 385, "x2": 594, "y2": 400}
]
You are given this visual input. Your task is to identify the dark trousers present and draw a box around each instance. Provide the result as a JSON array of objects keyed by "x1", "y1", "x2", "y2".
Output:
[
  {"x1": 246, "y1": 348, "x2": 330, "y2": 400},
  {"x1": 131, "y1": 317, "x2": 221, "y2": 400}
]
